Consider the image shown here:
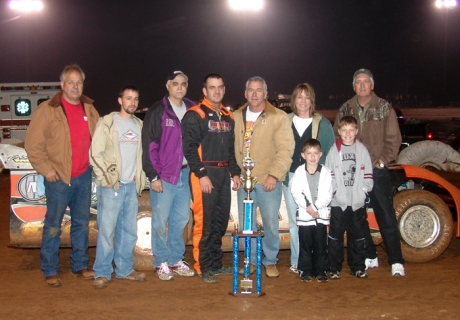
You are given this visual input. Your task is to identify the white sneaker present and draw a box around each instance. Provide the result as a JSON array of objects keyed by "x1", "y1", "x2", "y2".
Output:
[
  {"x1": 391, "y1": 263, "x2": 405, "y2": 277},
  {"x1": 171, "y1": 260, "x2": 195, "y2": 277},
  {"x1": 156, "y1": 262, "x2": 174, "y2": 281},
  {"x1": 365, "y1": 258, "x2": 379, "y2": 270},
  {"x1": 289, "y1": 264, "x2": 299, "y2": 274}
]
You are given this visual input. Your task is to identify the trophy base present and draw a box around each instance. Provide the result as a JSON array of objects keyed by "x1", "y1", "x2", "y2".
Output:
[{"x1": 228, "y1": 291, "x2": 266, "y2": 297}]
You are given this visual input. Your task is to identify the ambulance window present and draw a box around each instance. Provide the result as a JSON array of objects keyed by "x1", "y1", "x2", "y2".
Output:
[
  {"x1": 37, "y1": 98, "x2": 47, "y2": 105},
  {"x1": 14, "y1": 99, "x2": 32, "y2": 116}
]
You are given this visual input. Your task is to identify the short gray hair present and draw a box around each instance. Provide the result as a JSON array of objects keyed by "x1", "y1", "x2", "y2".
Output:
[
  {"x1": 245, "y1": 76, "x2": 267, "y2": 92},
  {"x1": 60, "y1": 64, "x2": 85, "y2": 82}
]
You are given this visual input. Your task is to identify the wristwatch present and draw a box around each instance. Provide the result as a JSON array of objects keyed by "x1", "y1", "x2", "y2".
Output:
[{"x1": 379, "y1": 162, "x2": 385, "y2": 168}]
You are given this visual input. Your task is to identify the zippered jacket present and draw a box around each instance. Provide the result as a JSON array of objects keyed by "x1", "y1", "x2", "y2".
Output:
[{"x1": 90, "y1": 112, "x2": 146, "y2": 195}]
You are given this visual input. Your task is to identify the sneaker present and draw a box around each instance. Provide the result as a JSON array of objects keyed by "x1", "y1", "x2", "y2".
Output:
[
  {"x1": 365, "y1": 257, "x2": 379, "y2": 270},
  {"x1": 201, "y1": 270, "x2": 218, "y2": 284},
  {"x1": 316, "y1": 274, "x2": 328, "y2": 282},
  {"x1": 351, "y1": 270, "x2": 368, "y2": 278},
  {"x1": 391, "y1": 263, "x2": 405, "y2": 277},
  {"x1": 289, "y1": 264, "x2": 299, "y2": 274},
  {"x1": 156, "y1": 262, "x2": 174, "y2": 281},
  {"x1": 93, "y1": 277, "x2": 109, "y2": 289},
  {"x1": 329, "y1": 271, "x2": 341, "y2": 280},
  {"x1": 239, "y1": 264, "x2": 256, "y2": 275},
  {"x1": 300, "y1": 274, "x2": 313, "y2": 282},
  {"x1": 120, "y1": 271, "x2": 146, "y2": 281},
  {"x1": 213, "y1": 265, "x2": 233, "y2": 275},
  {"x1": 171, "y1": 261, "x2": 195, "y2": 277},
  {"x1": 265, "y1": 264, "x2": 280, "y2": 278}
]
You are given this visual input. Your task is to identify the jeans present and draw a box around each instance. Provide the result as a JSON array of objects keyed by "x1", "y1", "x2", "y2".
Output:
[
  {"x1": 150, "y1": 168, "x2": 191, "y2": 268},
  {"x1": 41, "y1": 166, "x2": 92, "y2": 278},
  {"x1": 237, "y1": 182, "x2": 282, "y2": 266},
  {"x1": 282, "y1": 172, "x2": 299, "y2": 266},
  {"x1": 93, "y1": 182, "x2": 138, "y2": 280},
  {"x1": 365, "y1": 167, "x2": 405, "y2": 265}
]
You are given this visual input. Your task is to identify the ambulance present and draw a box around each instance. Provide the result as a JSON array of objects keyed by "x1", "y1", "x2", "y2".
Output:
[{"x1": 0, "y1": 82, "x2": 61, "y2": 143}]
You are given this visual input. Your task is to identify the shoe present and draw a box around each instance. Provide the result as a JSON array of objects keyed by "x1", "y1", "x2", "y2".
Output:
[
  {"x1": 239, "y1": 264, "x2": 256, "y2": 275},
  {"x1": 265, "y1": 264, "x2": 280, "y2": 278},
  {"x1": 289, "y1": 264, "x2": 299, "y2": 274},
  {"x1": 300, "y1": 275, "x2": 313, "y2": 282},
  {"x1": 120, "y1": 271, "x2": 146, "y2": 281},
  {"x1": 351, "y1": 270, "x2": 368, "y2": 278},
  {"x1": 45, "y1": 275, "x2": 62, "y2": 287},
  {"x1": 93, "y1": 277, "x2": 109, "y2": 289},
  {"x1": 213, "y1": 265, "x2": 232, "y2": 275},
  {"x1": 201, "y1": 270, "x2": 218, "y2": 284},
  {"x1": 171, "y1": 261, "x2": 195, "y2": 277},
  {"x1": 365, "y1": 257, "x2": 379, "y2": 270},
  {"x1": 391, "y1": 263, "x2": 405, "y2": 277},
  {"x1": 156, "y1": 262, "x2": 174, "y2": 281},
  {"x1": 71, "y1": 268, "x2": 94, "y2": 279},
  {"x1": 329, "y1": 271, "x2": 341, "y2": 280},
  {"x1": 316, "y1": 274, "x2": 328, "y2": 282}
]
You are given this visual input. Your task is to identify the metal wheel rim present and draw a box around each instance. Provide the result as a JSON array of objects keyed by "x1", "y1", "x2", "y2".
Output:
[{"x1": 399, "y1": 205, "x2": 440, "y2": 248}]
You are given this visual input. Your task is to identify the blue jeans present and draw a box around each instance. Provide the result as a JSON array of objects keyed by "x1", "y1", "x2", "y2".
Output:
[
  {"x1": 41, "y1": 166, "x2": 92, "y2": 278},
  {"x1": 150, "y1": 168, "x2": 191, "y2": 267},
  {"x1": 93, "y1": 182, "x2": 138, "y2": 280},
  {"x1": 237, "y1": 182, "x2": 282, "y2": 266},
  {"x1": 282, "y1": 172, "x2": 299, "y2": 266}
]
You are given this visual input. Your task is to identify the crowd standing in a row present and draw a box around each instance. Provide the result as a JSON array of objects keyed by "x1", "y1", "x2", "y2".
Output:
[{"x1": 24, "y1": 65, "x2": 405, "y2": 288}]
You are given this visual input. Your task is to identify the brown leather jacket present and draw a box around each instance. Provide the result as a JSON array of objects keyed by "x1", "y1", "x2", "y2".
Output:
[
  {"x1": 25, "y1": 91, "x2": 100, "y2": 184},
  {"x1": 333, "y1": 92, "x2": 402, "y2": 167}
]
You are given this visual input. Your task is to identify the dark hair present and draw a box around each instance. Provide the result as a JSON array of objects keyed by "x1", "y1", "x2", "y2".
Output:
[
  {"x1": 60, "y1": 64, "x2": 85, "y2": 82},
  {"x1": 118, "y1": 85, "x2": 139, "y2": 98},
  {"x1": 302, "y1": 138, "x2": 321, "y2": 153},
  {"x1": 338, "y1": 115, "x2": 358, "y2": 128},
  {"x1": 203, "y1": 74, "x2": 224, "y2": 87}
]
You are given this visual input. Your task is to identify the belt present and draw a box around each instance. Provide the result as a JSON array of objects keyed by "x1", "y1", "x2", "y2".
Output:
[
  {"x1": 181, "y1": 165, "x2": 189, "y2": 169},
  {"x1": 202, "y1": 161, "x2": 229, "y2": 168}
]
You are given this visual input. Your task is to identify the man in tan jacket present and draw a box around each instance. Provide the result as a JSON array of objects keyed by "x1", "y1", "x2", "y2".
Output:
[
  {"x1": 233, "y1": 76, "x2": 294, "y2": 278},
  {"x1": 25, "y1": 64, "x2": 100, "y2": 287}
]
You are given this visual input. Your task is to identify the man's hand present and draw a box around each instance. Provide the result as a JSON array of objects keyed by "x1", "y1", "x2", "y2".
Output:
[
  {"x1": 151, "y1": 180, "x2": 163, "y2": 193},
  {"x1": 232, "y1": 176, "x2": 241, "y2": 191},
  {"x1": 262, "y1": 175, "x2": 278, "y2": 192},
  {"x1": 200, "y1": 176, "x2": 213, "y2": 194},
  {"x1": 45, "y1": 169, "x2": 60, "y2": 183}
]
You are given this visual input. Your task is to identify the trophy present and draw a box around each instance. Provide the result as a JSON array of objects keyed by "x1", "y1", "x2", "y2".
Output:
[{"x1": 229, "y1": 157, "x2": 265, "y2": 297}]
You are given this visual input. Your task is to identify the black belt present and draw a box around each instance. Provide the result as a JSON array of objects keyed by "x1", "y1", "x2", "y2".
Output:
[
  {"x1": 181, "y1": 165, "x2": 189, "y2": 169},
  {"x1": 202, "y1": 161, "x2": 229, "y2": 168}
]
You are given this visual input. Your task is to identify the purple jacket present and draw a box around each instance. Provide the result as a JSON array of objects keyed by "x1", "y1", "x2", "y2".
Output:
[{"x1": 141, "y1": 96, "x2": 194, "y2": 185}]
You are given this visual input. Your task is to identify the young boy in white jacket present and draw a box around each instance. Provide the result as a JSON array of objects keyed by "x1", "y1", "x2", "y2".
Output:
[{"x1": 290, "y1": 139, "x2": 333, "y2": 282}]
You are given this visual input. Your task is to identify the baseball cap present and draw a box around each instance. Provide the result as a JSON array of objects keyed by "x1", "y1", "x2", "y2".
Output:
[
  {"x1": 167, "y1": 70, "x2": 188, "y2": 83},
  {"x1": 353, "y1": 68, "x2": 373, "y2": 83}
]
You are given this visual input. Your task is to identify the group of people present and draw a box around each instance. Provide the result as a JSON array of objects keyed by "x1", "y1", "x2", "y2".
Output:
[{"x1": 24, "y1": 64, "x2": 405, "y2": 289}]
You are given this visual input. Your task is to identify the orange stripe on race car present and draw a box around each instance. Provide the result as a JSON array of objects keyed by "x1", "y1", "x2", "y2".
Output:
[{"x1": 191, "y1": 144, "x2": 204, "y2": 275}]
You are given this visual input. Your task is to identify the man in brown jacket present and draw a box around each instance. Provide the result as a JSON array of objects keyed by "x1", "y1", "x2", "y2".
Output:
[
  {"x1": 25, "y1": 64, "x2": 100, "y2": 287},
  {"x1": 333, "y1": 68, "x2": 405, "y2": 277},
  {"x1": 233, "y1": 76, "x2": 294, "y2": 278}
]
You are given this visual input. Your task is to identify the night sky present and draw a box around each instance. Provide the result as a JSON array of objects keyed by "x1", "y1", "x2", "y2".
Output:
[{"x1": 1, "y1": 0, "x2": 459, "y2": 115}]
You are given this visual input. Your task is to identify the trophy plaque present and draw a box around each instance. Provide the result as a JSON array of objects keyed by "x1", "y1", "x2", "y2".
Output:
[{"x1": 229, "y1": 157, "x2": 265, "y2": 297}]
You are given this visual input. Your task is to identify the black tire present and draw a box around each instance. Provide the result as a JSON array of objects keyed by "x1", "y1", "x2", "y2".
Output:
[
  {"x1": 133, "y1": 210, "x2": 154, "y2": 271},
  {"x1": 394, "y1": 189, "x2": 454, "y2": 263},
  {"x1": 397, "y1": 140, "x2": 460, "y2": 171}
]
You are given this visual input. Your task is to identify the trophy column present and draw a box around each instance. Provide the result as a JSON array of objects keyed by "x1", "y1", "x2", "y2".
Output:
[{"x1": 229, "y1": 157, "x2": 265, "y2": 297}]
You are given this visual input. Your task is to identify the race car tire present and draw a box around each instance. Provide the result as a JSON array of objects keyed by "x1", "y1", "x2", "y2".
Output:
[
  {"x1": 397, "y1": 140, "x2": 460, "y2": 172},
  {"x1": 133, "y1": 210, "x2": 154, "y2": 271},
  {"x1": 394, "y1": 189, "x2": 454, "y2": 263}
]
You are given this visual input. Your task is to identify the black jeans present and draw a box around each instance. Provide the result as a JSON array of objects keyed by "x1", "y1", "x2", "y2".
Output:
[
  {"x1": 364, "y1": 167, "x2": 405, "y2": 265},
  {"x1": 328, "y1": 206, "x2": 367, "y2": 273}
]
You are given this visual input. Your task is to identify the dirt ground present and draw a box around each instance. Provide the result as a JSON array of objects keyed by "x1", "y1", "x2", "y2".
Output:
[{"x1": 1, "y1": 169, "x2": 460, "y2": 320}]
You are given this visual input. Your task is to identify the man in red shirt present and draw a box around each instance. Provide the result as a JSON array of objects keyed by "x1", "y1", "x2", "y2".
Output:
[{"x1": 25, "y1": 64, "x2": 100, "y2": 287}]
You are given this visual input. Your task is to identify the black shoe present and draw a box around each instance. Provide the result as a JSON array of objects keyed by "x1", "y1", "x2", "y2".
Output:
[
  {"x1": 301, "y1": 275, "x2": 313, "y2": 282},
  {"x1": 351, "y1": 270, "x2": 368, "y2": 278},
  {"x1": 213, "y1": 265, "x2": 233, "y2": 275},
  {"x1": 201, "y1": 271, "x2": 218, "y2": 283},
  {"x1": 316, "y1": 274, "x2": 328, "y2": 282},
  {"x1": 329, "y1": 271, "x2": 341, "y2": 280}
]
